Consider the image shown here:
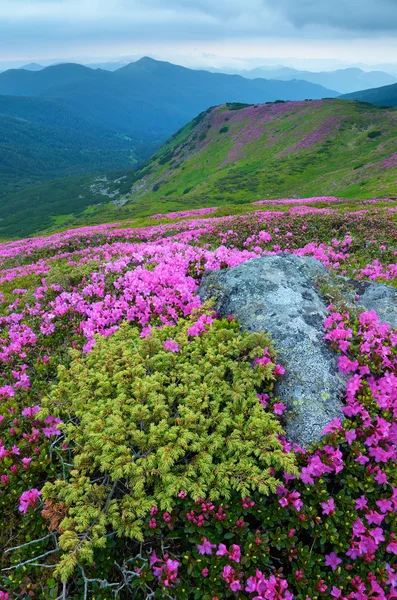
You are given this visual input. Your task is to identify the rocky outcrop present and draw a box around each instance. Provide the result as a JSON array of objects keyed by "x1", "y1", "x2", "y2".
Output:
[
  {"x1": 199, "y1": 254, "x2": 346, "y2": 447},
  {"x1": 200, "y1": 254, "x2": 397, "y2": 447}
]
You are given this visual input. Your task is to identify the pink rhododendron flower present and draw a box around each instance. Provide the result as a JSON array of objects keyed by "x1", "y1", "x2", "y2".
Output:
[
  {"x1": 273, "y1": 402, "x2": 287, "y2": 415},
  {"x1": 163, "y1": 339, "x2": 179, "y2": 352},
  {"x1": 197, "y1": 538, "x2": 217, "y2": 555},
  {"x1": 321, "y1": 497, "x2": 335, "y2": 515},
  {"x1": 18, "y1": 488, "x2": 41, "y2": 513},
  {"x1": 325, "y1": 552, "x2": 342, "y2": 570}
]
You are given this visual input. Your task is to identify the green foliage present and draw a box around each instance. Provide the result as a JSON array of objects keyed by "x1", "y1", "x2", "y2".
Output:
[
  {"x1": 219, "y1": 126, "x2": 229, "y2": 134},
  {"x1": 158, "y1": 150, "x2": 175, "y2": 165},
  {"x1": 0, "y1": 95, "x2": 146, "y2": 203},
  {"x1": 6, "y1": 98, "x2": 397, "y2": 239},
  {"x1": 367, "y1": 130, "x2": 382, "y2": 138},
  {"x1": 43, "y1": 315, "x2": 296, "y2": 579},
  {"x1": 226, "y1": 102, "x2": 253, "y2": 111}
]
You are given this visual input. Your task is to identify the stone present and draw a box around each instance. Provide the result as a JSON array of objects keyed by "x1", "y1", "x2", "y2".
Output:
[
  {"x1": 349, "y1": 279, "x2": 397, "y2": 329},
  {"x1": 199, "y1": 253, "x2": 346, "y2": 447}
]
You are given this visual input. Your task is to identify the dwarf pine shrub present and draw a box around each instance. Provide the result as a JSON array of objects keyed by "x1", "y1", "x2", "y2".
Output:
[{"x1": 43, "y1": 315, "x2": 296, "y2": 579}]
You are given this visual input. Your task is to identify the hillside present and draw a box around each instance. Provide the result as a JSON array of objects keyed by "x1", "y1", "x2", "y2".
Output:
[
  {"x1": 237, "y1": 66, "x2": 397, "y2": 94},
  {"x1": 0, "y1": 57, "x2": 340, "y2": 217},
  {"x1": 2, "y1": 98, "x2": 397, "y2": 238},
  {"x1": 104, "y1": 98, "x2": 397, "y2": 216},
  {"x1": 341, "y1": 82, "x2": 397, "y2": 106},
  {"x1": 0, "y1": 94, "x2": 145, "y2": 197}
]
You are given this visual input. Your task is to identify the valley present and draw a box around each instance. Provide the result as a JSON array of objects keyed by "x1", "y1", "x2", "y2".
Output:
[{"x1": 2, "y1": 97, "x2": 397, "y2": 238}]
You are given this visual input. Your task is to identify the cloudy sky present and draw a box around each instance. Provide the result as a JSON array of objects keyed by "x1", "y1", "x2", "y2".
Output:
[{"x1": 1, "y1": 0, "x2": 397, "y2": 71}]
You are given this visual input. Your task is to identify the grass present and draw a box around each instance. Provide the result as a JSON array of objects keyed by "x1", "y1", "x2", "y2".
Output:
[{"x1": 3, "y1": 98, "x2": 397, "y2": 239}]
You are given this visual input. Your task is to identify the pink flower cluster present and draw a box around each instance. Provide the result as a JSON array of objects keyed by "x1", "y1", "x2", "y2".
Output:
[
  {"x1": 195, "y1": 536, "x2": 293, "y2": 598},
  {"x1": 151, "y1": 207, "x2": 218, "y2": 220},
  {"x1": 197, "y1": 538, "x2": 241, "y2": 563},
  {"x1": 18, "y1": 488, "x2": 41, "y2": 513},
  {"x1": 150, "y1": 551, "x2": 180, "y2": 587},
  {"x1": 186, "y1": 498, "x2": 226, "y2": 526},
  {"x1": 246, "y1": 572, "x2": 293, "y2": 600},
  {"x1": 2, "y1": 196, "x2": 397, "y2": 600},
  {"x1": 253, "y1": 196, "x2": 341, "y2": 206}
]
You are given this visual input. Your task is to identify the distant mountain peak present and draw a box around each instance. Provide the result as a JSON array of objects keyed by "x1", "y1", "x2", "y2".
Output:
[
  {"x1": 137, "y1": 56, "x2": 159, "y2": 64},
  {"x1": 45, "y1": 62, "x2": 94, "y2": 72},
  {"x1": 20, "y1": 62, "x2": 44, "y2": 71}
]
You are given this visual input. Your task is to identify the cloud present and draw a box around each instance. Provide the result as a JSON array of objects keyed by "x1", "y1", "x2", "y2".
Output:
[
  {"x1": 1, "y1": 0, "x2": 396, "y2": 33},
  {"x1": 0, "y1": 0, "x2": 281, "y2": 46},
  {"x1": 265, "y1": 0, "x2": 397, "y2": 32},
  {"x1": 0, "y1": 0, "x2": 397, "y2": 65}
]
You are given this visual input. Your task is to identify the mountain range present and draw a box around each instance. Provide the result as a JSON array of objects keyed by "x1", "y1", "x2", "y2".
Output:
[
  {"x1": 6, "y1": 60, "x2": 397, "y2": 94},
  {"x1": 0, "y1": 58, "x2": 337, "y2": 132},
  {"x1": 2, "y1": 97, "x2": 397, "y2": 238},
  {"x1": 0, "y1": 57, "x2": 339, "y2": 215},
  {"x1": 3, "y1": 57, "x2": 397, "y2": 239},
  {"x1": 234, "y1": 67, "x2": 397, "y2": 95}
]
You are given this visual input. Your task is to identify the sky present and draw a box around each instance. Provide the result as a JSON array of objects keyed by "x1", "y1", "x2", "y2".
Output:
[{"x1": 1, "y1": 0, "x2": 397, "y2": 72}]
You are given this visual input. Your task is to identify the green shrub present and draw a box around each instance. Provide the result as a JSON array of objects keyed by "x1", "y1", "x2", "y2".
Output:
[
  {"x1": 226, "y1": 102, "x2": 252, "y2": 111},
  {"x1": 219, "y1": 126, "x2": 229, "y2": 134},
  {"x1": 158, "y1": 150, "x2": 174, "y2": 165},
  {"x1": 43, "y1": 316, "x2": 296, "y2": 579},
  {"x1": 367, "y1": 130, "x2": 382, "y2": 138}
]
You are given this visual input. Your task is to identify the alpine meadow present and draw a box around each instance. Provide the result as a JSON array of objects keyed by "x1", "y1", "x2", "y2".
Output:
[{"x1": 2, "y1": 2, "x2": 397, "y2": 600}]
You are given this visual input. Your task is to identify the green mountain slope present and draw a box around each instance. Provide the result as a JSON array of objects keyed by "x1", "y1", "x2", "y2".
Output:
[
  {"x1": 2, "y1": 98, "x2": 397, "y2": 239},
  {"x1": 0, "y1": 94, "x2": 147, "y2": 197},
  {"x1": 341, "y1": 82, "x2": 397, "y2": 106},
  {"x1": 0, "y1": 57, "x2": 339, "y2": 211},
  {"x1": 109, "y1": 98, "x2": 397, "y2": 214}
]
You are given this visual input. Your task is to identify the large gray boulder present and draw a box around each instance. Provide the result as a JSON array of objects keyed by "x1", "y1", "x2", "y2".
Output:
[{"x1": 199, "y1": 254, "x2": 346, "y2": 447}]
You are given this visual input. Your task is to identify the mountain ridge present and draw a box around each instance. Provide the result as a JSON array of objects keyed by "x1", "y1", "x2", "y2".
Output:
[
  {"x1": 0, "y1": 57, "x2": 341, "y2": 222},
  {"x1": 234, "y1": 66, "x2": 397, "y2": 94},
  {"x1": 2, "y1": 98, "x2": 397, "y2": 238},
  {"x1": 341, "y1": 82, "x2": 397, "y2": 106},
  {"x1": 0, "y1": 58, "x2": 338, "y2": 148}
]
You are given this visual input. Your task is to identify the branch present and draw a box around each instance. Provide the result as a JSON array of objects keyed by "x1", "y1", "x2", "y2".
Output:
[
  {"x1": 4, "y1": 533, "x2": 56, "y2": 554},
  {"x1": 1, "y1": 548, "x2": 59, "y2": 572}
]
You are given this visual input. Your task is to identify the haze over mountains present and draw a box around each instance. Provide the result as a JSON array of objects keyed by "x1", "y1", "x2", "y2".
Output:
[
  {"x1": 0, "y1": 57, "x2": 337, "y2": 201},
  {"x1": 231, "y1": 67, "x2": 397, "y2": 95},
  {"x1": 2, "y1": 55, "x2": 397, "y2": 238},
  {"x1": 3, "y1": 58, "x2": 397, "y2": 94},
  {"x1": 0, "y1": 57, "x2": 341, "y2": 133}
]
